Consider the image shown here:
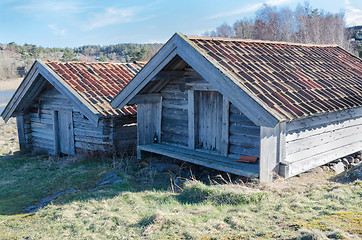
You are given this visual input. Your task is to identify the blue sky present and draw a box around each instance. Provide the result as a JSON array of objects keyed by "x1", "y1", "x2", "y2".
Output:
[{"x1": 0, "y1": 0, "x2": 361, "y2": 47}]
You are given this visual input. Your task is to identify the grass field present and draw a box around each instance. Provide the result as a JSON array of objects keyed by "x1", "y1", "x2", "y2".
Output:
[{"x1": 0, "y1": 120, "x2": 361, "y2": 239}]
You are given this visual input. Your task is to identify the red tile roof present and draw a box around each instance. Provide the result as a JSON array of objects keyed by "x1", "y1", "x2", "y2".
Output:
[
  {"x1": 187, "y1": 36, "x2": 362, "y2": 120},
  {"x1": 45, "y1": 61, "x2": 144, "y2": 117}
]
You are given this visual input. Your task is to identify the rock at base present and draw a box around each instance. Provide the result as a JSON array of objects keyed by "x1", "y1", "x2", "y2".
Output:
[{"x1": 331, "y1": 162, "x2": 345, "y2": 174}]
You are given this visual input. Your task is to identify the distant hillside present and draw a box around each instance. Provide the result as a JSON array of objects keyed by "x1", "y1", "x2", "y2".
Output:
[
  {"x1": 0, "y1": 42, "x2": 163, "y2": 81},
  {"x1": 347, "y1": 25, "x2": 362, "y2": 38}
]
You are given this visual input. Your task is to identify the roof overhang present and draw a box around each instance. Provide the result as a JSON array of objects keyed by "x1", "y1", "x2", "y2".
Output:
[
  {"x1": 1, "y1": 60, "x2": 102, "y2": 123},
  {"x1": 111, "y1": 32, "x2": 281, "y2": 127}
]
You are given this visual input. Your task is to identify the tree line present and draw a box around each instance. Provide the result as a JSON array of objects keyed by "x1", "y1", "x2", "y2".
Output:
[
  {"x1": 204, "y1": 3, "x2": 358, "y2": 55},
  {"x1": 0, "y1": 42, "x2": 163, "y2": 81}
]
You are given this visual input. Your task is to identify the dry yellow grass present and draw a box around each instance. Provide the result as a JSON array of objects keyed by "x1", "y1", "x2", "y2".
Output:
[
  {"x1": 0, "y1": 78, "x2": 22, "y2": 90},
  {"x1": 0, "y1": 118, "x2": 18, "y2": 154},
  {"x1": 0, "y1": 112, "x2": 361, "y2": 239}
]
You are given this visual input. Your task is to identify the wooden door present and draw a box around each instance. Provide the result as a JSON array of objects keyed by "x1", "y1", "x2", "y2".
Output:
[
  {"x1": 195, "y1": 91, "x2": 222, "y2": 152},
  {"x1": 137, "y1": 101, "x2": 162, "y2": 145},
  {"x1": 55, "y1": 111, "x2": 75, "y2": 155}
]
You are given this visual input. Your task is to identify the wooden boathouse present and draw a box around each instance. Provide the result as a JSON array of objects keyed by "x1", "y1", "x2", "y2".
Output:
[
  {"x1": 111, "y1": 33, "x2": 362, "y2": 182},
  {"x1": 1, "y1": 60, "x2": 143, "y2": 155}
]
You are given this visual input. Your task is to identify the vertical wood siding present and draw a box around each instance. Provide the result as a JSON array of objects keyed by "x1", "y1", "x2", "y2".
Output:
[{"x1": 195, "y1": 91, "x2": 223, "y2": 152}]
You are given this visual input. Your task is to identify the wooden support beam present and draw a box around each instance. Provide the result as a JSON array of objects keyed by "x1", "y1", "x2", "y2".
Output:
[
  {"x1": 152, "y1": 70, "x2": 185, "y2": 81},
  {"x1": 259, "y1": 124, "x2": 280, "y2": 182},
  {"x1": 129, "y1": 94, "x2": 162, "y2": 104},
  {"x1": 278, "y1": 122, "x2": 286, "y2": 163},
  {"x1": 188, "y1": 89, "x2": 196, "y2": 149},
  {"x1": 53, "y1": 110, "x2": 60, "y2": 155},
  {"x1": 16, "y1": 115, "x2": 27, "y2": 153},
  {"x1": 221, "y1": 97, "x2": 230, "y2": 156},
  {"x1": 186, "y1": 82, "x2": 217, "y2": 91}
]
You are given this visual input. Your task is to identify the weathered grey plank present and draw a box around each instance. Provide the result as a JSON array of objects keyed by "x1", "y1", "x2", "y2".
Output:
[
  {"x1": 221, "y1": 97, "x2": 229, "y2": 156},
  {"x1": 162, "y1": 98, "x2": 188, "y2": 110},
  {"x1": 162, "y1": 121, "x2": 188, "y2": 135},
  {"x1": 286, "y1": 116, "x2": 362, "y2": 142},
  {"x1": 188, "y1": 89, "x2": 195, "y2": 149},
  {"x1": 161, "y1": 92, "x2": 188, "y2": 100},
  {"x1": 286, "y1": 106, "x2": 362, "y2": 132},
  {"x1": 161, "y1": 132, "x2": 188, "y2": 146},
  {"x1": 259, "y1": 125, "x2": 279, "y2": 182},
  {"x1": 285, "y1": 131, "x2": 362, "y2": 163},
  {"x1": 138, "y1": 143, "x2": 259, "y2": 178},
  {"x1": 16, "y1": 116, "x2": 27, "y2": 152},
  {"x1": 286, "y1": 123, "x2": 362, "y2": 155},
  {"x1": 229, "y1": 124, "x2": 260, "y2": 137},
  {"x1": 163, "y1": 107, "x2": 188, "y2": 121},
  {"x1": 229, "y1": 134, "x2": 260, "y2": 148},
  {"x1": 228, "y1": 145, "x2": 260, "y2": 157},
  {"x1": 282, "y1": 141, "x2": 362, "y2": 178},
  {"x1": 52, "y1": 110, "x2": 59, "y2": 155},
  {"x1": 129, "y1": 93, "x2": 162, "y2": 104}
]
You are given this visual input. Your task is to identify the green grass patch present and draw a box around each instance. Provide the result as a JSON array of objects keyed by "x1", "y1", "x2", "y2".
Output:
[
  {"x1": 0, "y1": 153, "x2": 361, "y2": 239},
  {"x1": 0, "y1": 155, "x2": 111, "y2": 215},
  {"x1": 178, "y1": 180, "x2": 265, "y2": 205}
]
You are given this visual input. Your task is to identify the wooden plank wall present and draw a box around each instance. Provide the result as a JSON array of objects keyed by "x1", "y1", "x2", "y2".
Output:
[
  {"x1": 195, "y1": 91, "x2": 223, "y2": 152},
  {"x1": 137, "y1": 101, "x2": 162, "y2": 146},
  {"x1": 283, "y1": 107, "x2": 362, "y2": 177},
  {"x1": 24, "y1": 84, "x2": 134, "y2": 155},
  {"x1": 113, "y1": 116, "x2": 137, "y2": 153},
  {"x1": 160, "y1": 68, "x2": 203, "y2": 146},
  {"x1": 27, "y1": 87, "x2": 61, "y2": 154},
  {"x1": 228, "y1": 103, "x2": 260, "y2": 159}
]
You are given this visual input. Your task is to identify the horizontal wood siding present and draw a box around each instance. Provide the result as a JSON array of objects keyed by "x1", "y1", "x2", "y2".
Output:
[
  {"x1": 160, "y1": 68, "x2": 204, "y2": 147},
  {"x1": 228, "y1": 103, "x2": 260, "y2": 158},
  {"x1": 283, "y1": 107, "x2": 362, "y2": 177},
  {"x1": 113, "y1": 116, "x2": 137, "y2": 153},
  {"x1": 73, "y1": 112, "x2": 112, "y2": 152},
  {"x1": 27, "y1": 87, "x2": 60, "y2": 154}
]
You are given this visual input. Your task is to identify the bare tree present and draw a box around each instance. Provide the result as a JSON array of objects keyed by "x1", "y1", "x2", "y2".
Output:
[{"x1": 205, "y1": 2, "x2": 351, "y2": 52}]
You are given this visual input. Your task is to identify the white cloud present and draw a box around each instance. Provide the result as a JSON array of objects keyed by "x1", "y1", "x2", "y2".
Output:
[
  {"x1": 48, "y1": 24, "x2": 66, "y2": 36},
  {"x1": 345, "y1": 0, "x2": 362, "y2": 26},
  {"x1": 85, "y1": 7, "x2": 153, "y2": 31},
  {"x1": 206, "y1": 0, "x2": 292, "y2": 20}
]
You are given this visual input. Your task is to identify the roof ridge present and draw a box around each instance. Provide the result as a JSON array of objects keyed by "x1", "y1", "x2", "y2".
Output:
[
  {"x1": 43, "y1": 60, "x2": 143, "y2": 65},
  {"x1": 186, "y1": 35, "x2": 338, "y2": 48}
]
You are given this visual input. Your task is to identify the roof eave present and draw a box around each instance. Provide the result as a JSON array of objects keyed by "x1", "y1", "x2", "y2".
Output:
[
  {"x1": 1, "y1": 60, "x2": 102, "y2": 123},
  {"x1": 111, "y1": 33, "x2": 179, "y2": 109},
  {"x1": 111, "y1": 32, "x2": 281, "y2": 127},
  {"x1": 37, "y1": 61, "x2": 102, "y2": 123},
  {"x1": 176, "y1": 33, "x2": 282, "y2": 127}
]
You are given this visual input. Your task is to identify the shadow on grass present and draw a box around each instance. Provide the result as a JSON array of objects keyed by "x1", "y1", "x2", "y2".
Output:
[
  {"x1": 0, "y1": 153, "x2": 173, "y2": 215},
  {"x1": 0, "y1": 152, "x2": 263, "y2": 216}
]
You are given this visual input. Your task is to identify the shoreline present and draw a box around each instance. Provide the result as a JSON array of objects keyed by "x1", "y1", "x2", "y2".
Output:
[{"x1": 0, "y1": 78, "x2": 22, "y2": 91}]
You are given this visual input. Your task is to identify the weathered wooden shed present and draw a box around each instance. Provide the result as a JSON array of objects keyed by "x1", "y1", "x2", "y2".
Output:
[
  {"x1": 1, "y1": 60, "x2": 143, "y2": 155},
  {"x1": 111, "y1": 33, "x2": 362, "y2": 182}
]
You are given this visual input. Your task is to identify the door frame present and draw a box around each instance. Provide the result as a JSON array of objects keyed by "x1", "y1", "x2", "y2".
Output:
[
  {"x1": 188, "y1": 84, "x2": 229, "y2": 156},
  {"x1": 53, "y1": 110, "x2": 75, "y2": 155}
]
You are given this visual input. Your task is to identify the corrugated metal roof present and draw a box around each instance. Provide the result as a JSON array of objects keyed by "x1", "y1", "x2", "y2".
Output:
[
  {"x1": 45, "y1": 61, "x2": 144, "y2": 117},
  {"x1": 188, "y1": 36, "x2": 362, "y2": 120}
]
